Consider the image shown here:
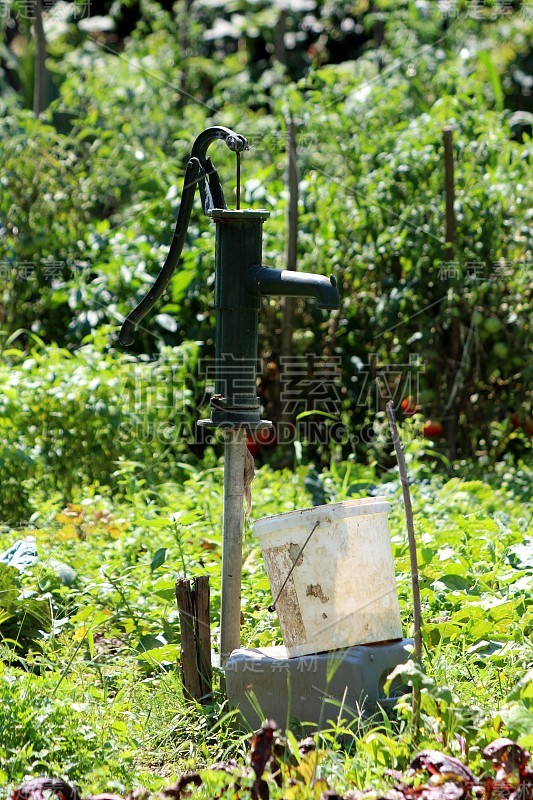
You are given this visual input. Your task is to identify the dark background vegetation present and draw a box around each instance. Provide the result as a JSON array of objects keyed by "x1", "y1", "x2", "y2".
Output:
[{"x1": 0, "y1": 0, "x2": 531, "y2": 521}]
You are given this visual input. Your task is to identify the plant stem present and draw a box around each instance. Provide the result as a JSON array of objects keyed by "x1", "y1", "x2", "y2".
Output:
[{"x1": 386, "y1": 400, "x2": 423, "y2": 737}]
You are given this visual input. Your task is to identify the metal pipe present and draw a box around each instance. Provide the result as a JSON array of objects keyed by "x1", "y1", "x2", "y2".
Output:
[
  {"x1": 245, "y1": 266, "x2": 340, "y2": 309},
  {"x1": 220, "y1": 427, "x2": 247, "y2": 664}
]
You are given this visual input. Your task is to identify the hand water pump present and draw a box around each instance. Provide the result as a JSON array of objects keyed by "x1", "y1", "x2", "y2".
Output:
[{"x1": 119, "y1": 126, "x2": 340, "y2": 663}]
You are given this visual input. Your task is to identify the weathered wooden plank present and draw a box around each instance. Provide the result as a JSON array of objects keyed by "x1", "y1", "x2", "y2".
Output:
[
  {"x1": 194, "y1": 576, "x2": 212, "y2": 702},
  {"x1": 175, "y1": 578, "x2": 202, "y2": 701}
]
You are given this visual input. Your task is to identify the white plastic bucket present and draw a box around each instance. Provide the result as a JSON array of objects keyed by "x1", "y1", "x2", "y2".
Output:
[{"x1": 253, "y1": 497, "x2": 403, "y2": 658}]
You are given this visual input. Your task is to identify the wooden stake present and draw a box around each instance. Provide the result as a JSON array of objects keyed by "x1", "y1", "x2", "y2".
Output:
[
  {"x1": 274, "y1": 9, "x2": 288, "y2": 65},
  {"x1": 194, "y1": 576, "x2": 212, "y2": 700},
  {"x1": 443, "y1": 126, "x2": 456, "y2": 261},
  {"x1": 33, "y1": 0, "x2": 47, "y2": 117},
  {"x1": 281, "y1": 117, "x2": 298, "y2": 360},
  {"x1": 442, "y1": 126, "x2": 460, "y2": 462},
  {"x1": 177, "y1": 0, "x2": 193, "y2": 109},
  {"x1": 175, "y1": 576, "x2": 212, "y2": 703},
  {"x1": 386, "y1": 401, "x2": 423, "y2": 734}
]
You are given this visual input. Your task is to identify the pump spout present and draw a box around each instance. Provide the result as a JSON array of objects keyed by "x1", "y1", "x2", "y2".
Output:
[{"x1": 245, "y1": 266, "x2": 340, "y2": 309}]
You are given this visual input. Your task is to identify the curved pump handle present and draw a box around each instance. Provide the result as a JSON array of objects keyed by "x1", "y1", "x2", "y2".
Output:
[{"x1": 119, "y1": 126, "x2": 249, "y2": 347}]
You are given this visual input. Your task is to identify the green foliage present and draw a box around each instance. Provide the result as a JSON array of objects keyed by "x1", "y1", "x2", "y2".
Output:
[
  {"x1": 1, "y1": 2, "x2": 531, "y2": 458},
  {"x1": 289, "y1": 34, "x2": 532, "y2": 458},
  {"x1": 0, "y1": 667, "x2": 145, "y2": 788},
  {"x1": 0, "y1": 460, "x2": 531, "y2": 790},
  {"x1": 0, "y1": 337, "x2": 200, "y2": 521},
  {"x1": 0, "y1": 560, "x2": 53, "y2": 655}
]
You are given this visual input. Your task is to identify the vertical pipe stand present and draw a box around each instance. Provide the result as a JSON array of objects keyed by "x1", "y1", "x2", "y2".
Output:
[
  {"x1": 199, "y1": 210, "x2": 271, "y2": 665},
  {"x1": 220, "y1": 427, "x2": 247, "y2": 664}
]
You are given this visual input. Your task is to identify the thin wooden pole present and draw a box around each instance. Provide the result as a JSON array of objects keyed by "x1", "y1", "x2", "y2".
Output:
[
  {"x1": 281, "y1": 118, "x2": 298, "y2": 359},
  {"x1": 280, "y1": 118, "x2": 298, "y2": 448},
  {"x1": 443, "y1": 126, "x2": 459, "y2": 461},
  {"x1": 386, "y1": 400, "x2": 422, "y2": 735},
  {"x1": 274, "y1": 9, "x2": 288, "y2": 65},
  {"x1": 443, "y1": 126, "x2": 456, "y2": 261},
  {"x1": 220, "y1": 428, "x2": 246, "y2": 664},
  {"x1": 178, "y1": 0, "x2": 193, "y2": 109},
  {"x1": 33, "y1": 0, "x2": 46, "y2": 117}
]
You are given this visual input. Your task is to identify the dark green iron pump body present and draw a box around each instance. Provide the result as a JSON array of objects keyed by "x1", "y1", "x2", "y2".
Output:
[{"x1": 119, "y1": 126, "x2": 340, "y2": 427}]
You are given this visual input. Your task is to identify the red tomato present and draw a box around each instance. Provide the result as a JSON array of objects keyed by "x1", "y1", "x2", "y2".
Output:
[
  {"x1": 256, "y1": 427, "x2": 277, "y2": 447},
  {"x1": 246, "y1": 436, "x2": 259, "y2": 458},
  {"x1": 401, "y1": 396, "x2": 421, "y2": 415},
  {"x1": 511, "y1": 412, "x2": 522, "y2": 429},
  {"x1": 423, "y1": 420, "x2": 443, "y2": 438}
]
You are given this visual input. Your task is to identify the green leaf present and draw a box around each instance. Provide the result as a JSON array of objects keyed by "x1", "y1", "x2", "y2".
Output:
[
  {"x1": 500, "y1": 704, "x2": 533, "y2": 739},
  {"x1": 478, "y1": 51, "x2": 504, "y2": 112},
  {"x1": 137, "y1": 643, "x2": 179, "y2": 664},
  {"x1": 0, "y1": 563, "x2": 20, "y2": 609},
  {"x1": 151, "y1": 578, "x2": 176, "y2": 601},
  {"x1": 150, "y1": 547, "x2": 167, "y2": 572},
  {"x1": 171, "y1": 269, "x2": 196, "y2": 298}
]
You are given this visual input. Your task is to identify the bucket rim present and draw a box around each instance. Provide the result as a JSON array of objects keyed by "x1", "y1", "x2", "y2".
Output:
[{"x1": 252, "y1": 496, "x2": 391, "y2": 537}]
